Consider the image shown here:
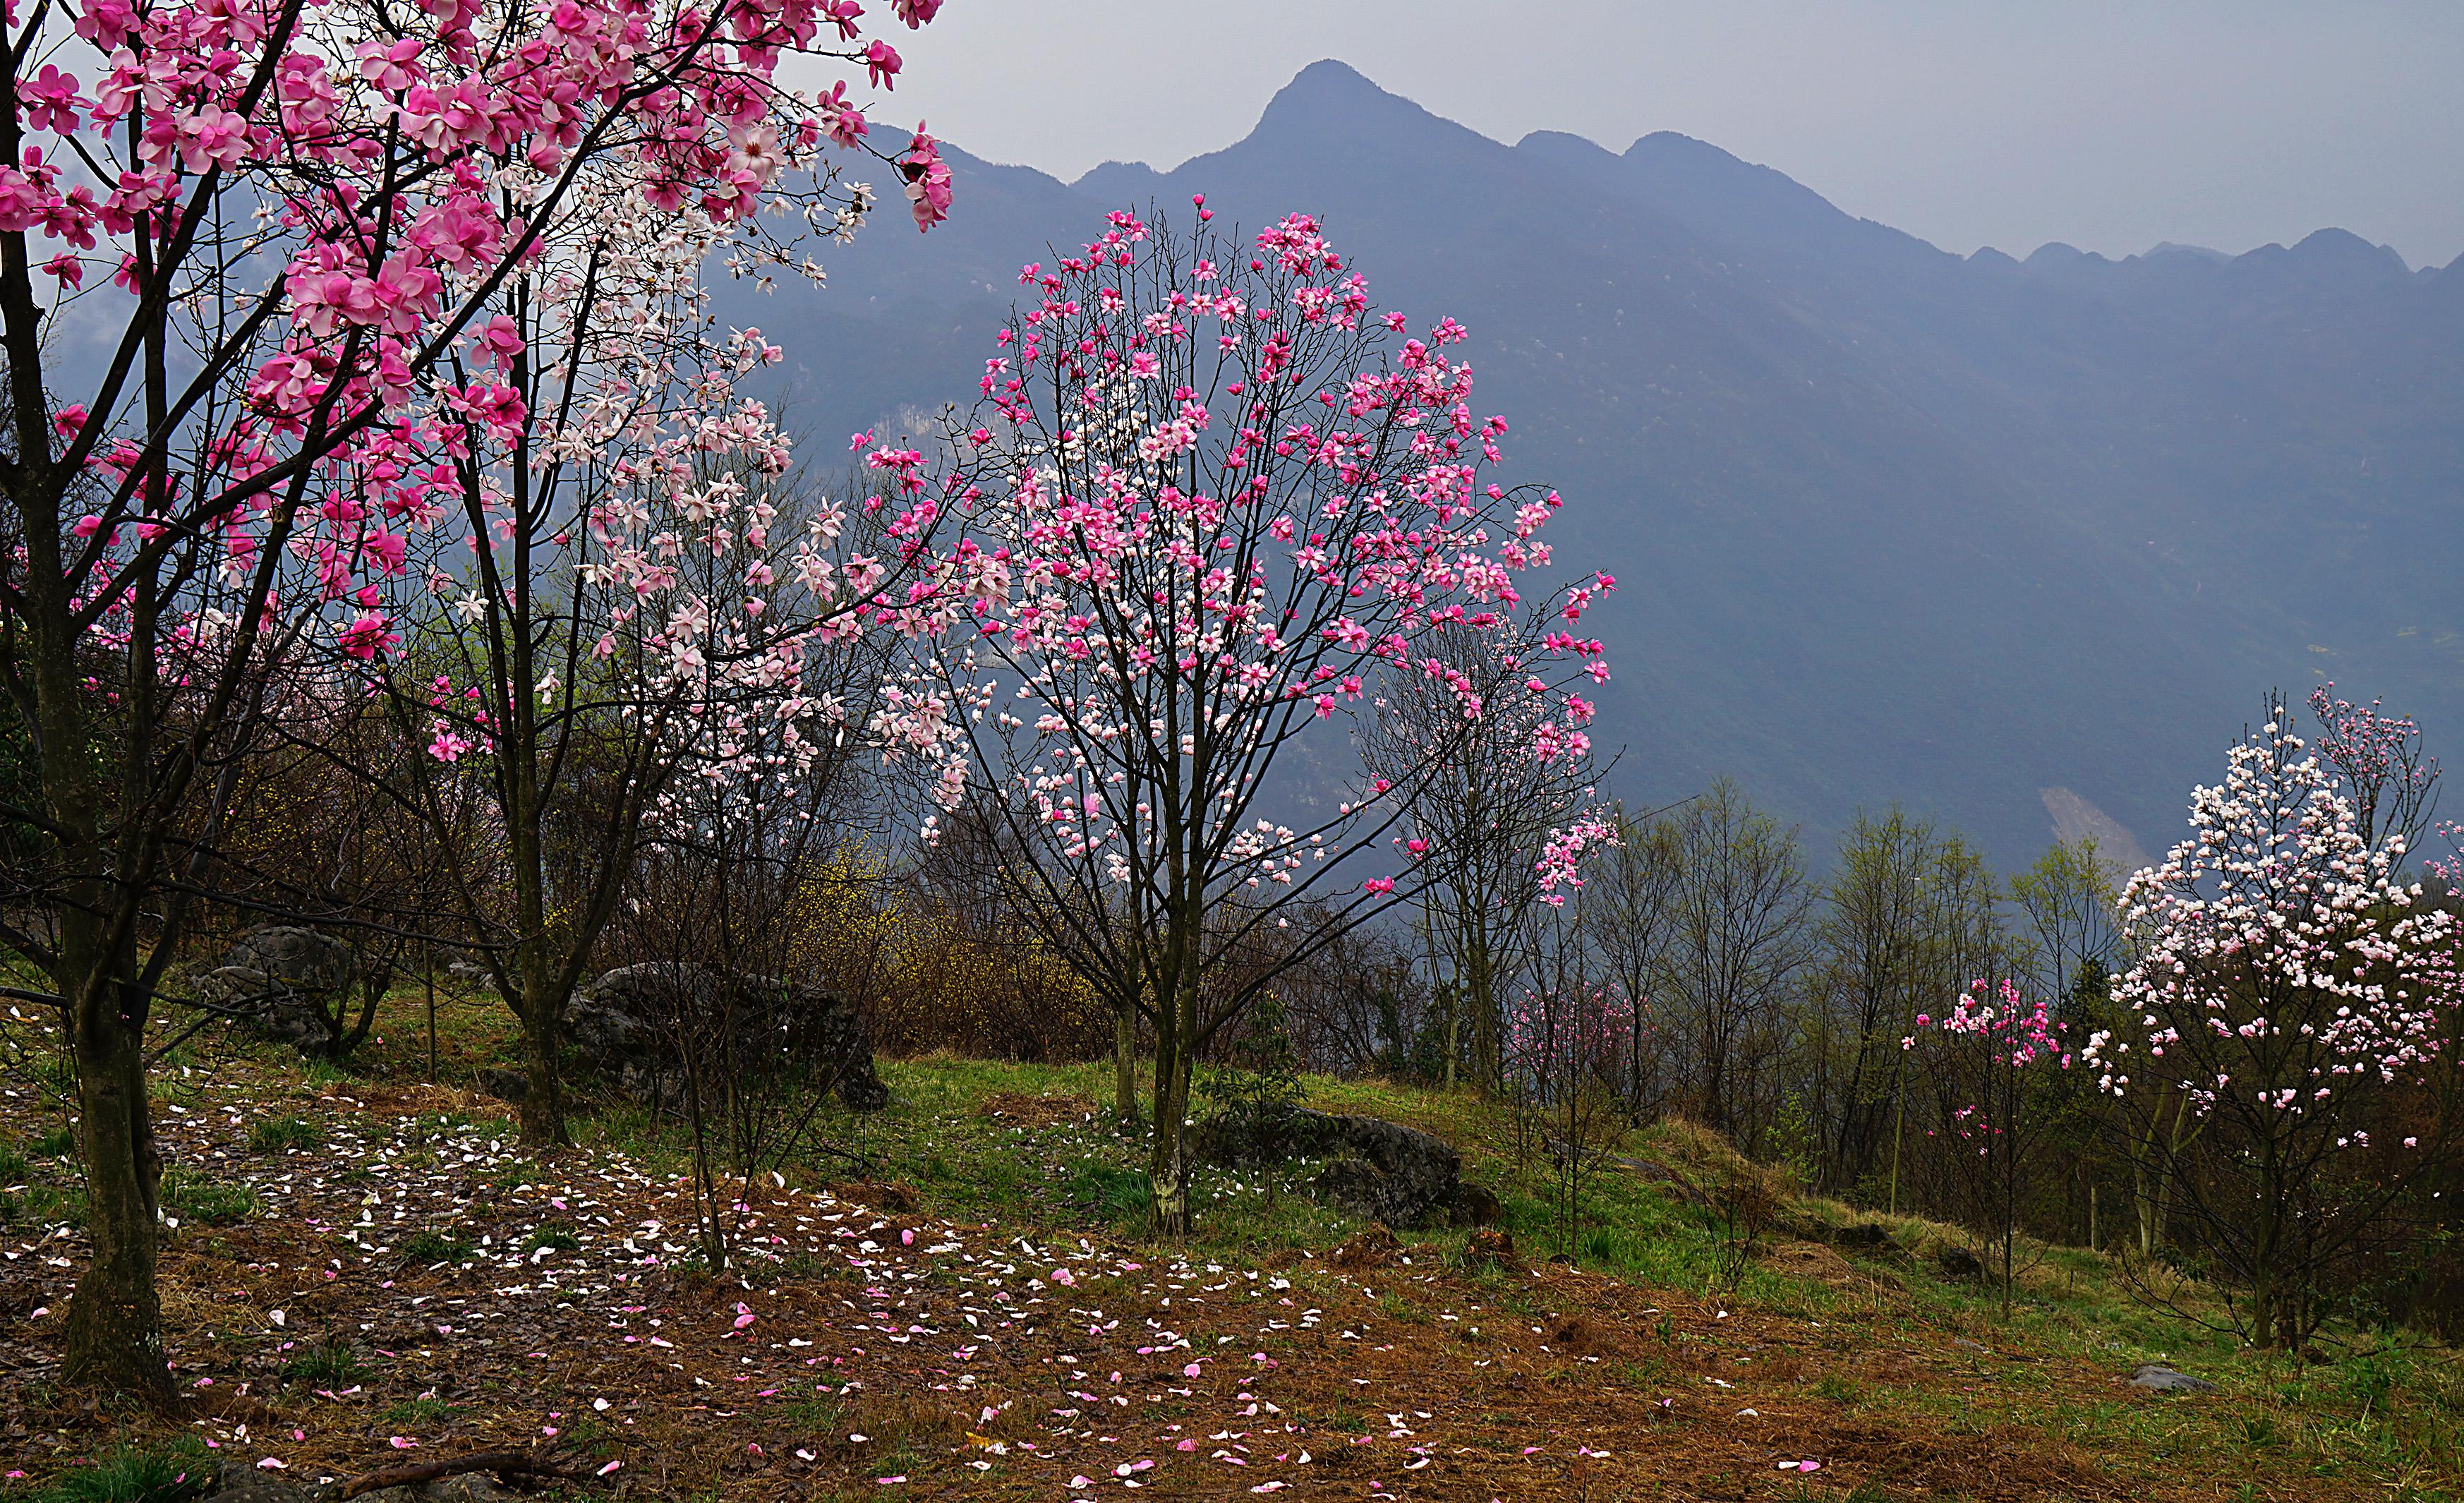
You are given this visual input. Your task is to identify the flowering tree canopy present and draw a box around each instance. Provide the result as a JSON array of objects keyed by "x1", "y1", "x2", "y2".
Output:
[
  {"x1": 2082, "y1": 696, "x2": 2460, "y2": 1345},
  {"x1": 2307, "y1": 683, "x2": 2439, "y2": 855},
  {"x1": 891, "y1": 205, "x2": 1613, "y2": 1231}
]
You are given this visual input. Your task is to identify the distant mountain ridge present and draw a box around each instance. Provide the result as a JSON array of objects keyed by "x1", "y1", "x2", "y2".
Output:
[{"x1": 725, "y1": 59, "x2": 2464, "y2": 867}]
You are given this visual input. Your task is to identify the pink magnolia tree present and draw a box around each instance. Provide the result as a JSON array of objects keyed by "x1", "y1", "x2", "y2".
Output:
[
  {"x1": 2082, "y1": 695, "x2": 2460, "y2": 1347},
  {"x1": 0, "y1": 0, "x2": 947, "y2": 1395},
  {"x1": 1902, "y1": 978, "x2": 2071, "y2": 1313},
  {"x1": 892, "y1": 206, "x2": 1613, "y2": 1233}
]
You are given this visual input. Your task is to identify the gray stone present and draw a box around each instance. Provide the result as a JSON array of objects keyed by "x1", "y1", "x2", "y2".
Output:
[
  {"x1": 1832, "y1": 1221, "x2": 1897, "y2": 1252},
  {"x1": 478, "y1": 1066, "x2": 529, "y2": 1104},
  {"x1": 565, "y1": 962, "x2": 886, "y2": 1110},
  {"x1": 2128, "y1": 1363, "x2": 2217, "y2": 1393},
  {"x1": 1193, "y1": 1109, "x2": 1466, "y2": 1230},
  {"x1": 1935, "y1": 1245, "x2": 1985, "y2": 1279},
  {"x1": 1449, "y1": 1181, "x2": 1504, "y2": 1228},
  {"x1": 193, "y1": 926, "x2": 357, "y2": 1058},
  {"x1": 203, "y1": 1480, "x2": 312, "y2": 1503}
]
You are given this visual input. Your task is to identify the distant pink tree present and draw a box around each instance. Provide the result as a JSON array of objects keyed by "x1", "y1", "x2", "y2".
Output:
[
  {"x1": 891, "y1": 205, "x2": 1613, "y2": 1233},
  {"x1": 2082, "y1": 695, "x2": 2459, "y2": 1347},
  {"x1": 1904, "y1": 978, "x2": 2070, "y2": 1313},
  {"x1": 0, "y1": 0, "x2": 947, "y2": 1396}
]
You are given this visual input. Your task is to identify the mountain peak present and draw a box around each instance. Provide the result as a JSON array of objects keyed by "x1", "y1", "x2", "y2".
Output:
[
  {"x1": 1255, "y1": 59, "x2": 1427, "y2": 135},
  {"x1": 1277, "y1": 57, "x2": 1383, "y2": 101}
]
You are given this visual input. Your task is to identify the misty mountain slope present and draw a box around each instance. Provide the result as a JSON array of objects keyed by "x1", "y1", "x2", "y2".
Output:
[{"x1": 721, "y1": 59, "x2": 2462, "y2": 866}]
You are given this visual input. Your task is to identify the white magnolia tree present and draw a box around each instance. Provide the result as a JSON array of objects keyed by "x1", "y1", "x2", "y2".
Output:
[{"x1": 2084, "y1": 697, "x2": 2459, "y2": 1346}]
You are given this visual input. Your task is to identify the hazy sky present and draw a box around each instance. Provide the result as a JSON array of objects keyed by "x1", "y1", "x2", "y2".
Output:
[{"x1": 874, "y1": 1, "x2": 2464, "y2": 269}]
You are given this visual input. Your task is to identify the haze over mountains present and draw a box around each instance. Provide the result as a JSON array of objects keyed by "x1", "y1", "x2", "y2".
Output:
[{"x1": 726, "y1": 59, "x2": 2464, "y2": 867}]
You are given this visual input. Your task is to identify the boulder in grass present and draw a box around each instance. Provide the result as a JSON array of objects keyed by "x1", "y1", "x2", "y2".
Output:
[
  {"x1": 193, "y1": 926, "x2": 358, "y2": 1058},
  {"x1": 563, "y1": 962, "x2": 887, "y2": 1110},
  {"x1": 2129, "y1": 1363, "x2": 2218, "y2": 1393},
  {"x1": 1831, "y1": 1221, "x2": 1897, "y2": 1252},
  {"x1": 1192, "y1": 1108, "x2": 1468, "y2": 1230}
]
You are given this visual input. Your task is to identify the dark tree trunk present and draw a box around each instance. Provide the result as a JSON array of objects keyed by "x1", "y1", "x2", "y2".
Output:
[{"x1": 62, "y1": 965, "x2": 174, "y2": 1404}]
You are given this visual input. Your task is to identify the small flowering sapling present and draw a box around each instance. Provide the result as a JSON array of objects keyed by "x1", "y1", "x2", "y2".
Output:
[
  {"x1": 2082, "y1": 699, "x2": 2460, "y2": 1348},
  {"x1": 1902, "y1": 979, "x2": 2070, "y2": 1315},
  {"x1": 0, "y1": 0, "x2": 947, "y2": 1393},
  {"x1": 1502, "y1": 897, "x2": 1632, "y2": 1258},
  {"x1": 898, "y1": 207, "x2": 1613, "y2": 1235}
]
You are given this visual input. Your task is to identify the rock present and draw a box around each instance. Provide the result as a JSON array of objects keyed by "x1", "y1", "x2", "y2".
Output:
[
  {"x1": 478, "y1": 1066, "x2": 528, "y2": 1104},
  {"x1": 1193, "y1": 1109, "x2": 1466, "y2": 1230},
  {"x1": 332, "y1": 1468, "x2": 530, "y2": 1503},
  {"x1": 1449, "y1": 1181, "x2": 1504, "y2": 1228},
  {"x1": 2129, "y1": 1363, "x2": 2217, "y2": 1393},
  {"x1": 1831, "y1": 1221, "x2": 1897, "y2": 1252},
  {"x1": 564, "y1": 962, "x2": 887, "y2": 1110},
  {"x1": 1935, "y1": 1245, "x2": 1985, "y2": 1279},
  {"x1": 204, "y1": 1478, "x2": 312, "y2": 1503},
  {"x1": 193, "y1": 926, "x2": 357, "y2": 1058}
]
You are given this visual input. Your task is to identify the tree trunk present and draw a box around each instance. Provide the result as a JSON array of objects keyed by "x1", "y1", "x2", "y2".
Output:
[
  {"x1": 1147, "y1": 965, "x2": 1196, "y2": 1238},
  {"x1": 61, "y1": 969, "x2": 174, "y2": 1404},
  {"x1": 1468, "y1": 926, "x2": 1498, "y2": 1098},
  {"x1": 1113, "y1": 1002, "x2": 1140, "y2": 1125},
  {"x1": 515, "y1": 974, "x2": 567, "y2": 1147},
  {"x1": 1147, "y1": 1046, "x2": 1192, "y2": 1238}
]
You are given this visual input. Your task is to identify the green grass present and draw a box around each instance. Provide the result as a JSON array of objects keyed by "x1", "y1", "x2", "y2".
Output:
[
  {"x1": 29, "y1": 1439, "x2": 209, "y2": 1503},
  {"x1": 159, "y1": 1169, "x2": 254, "y2": 1227},
  {"x1": 398, "y1": 1227, "x2": 475, "y2": 1266},
  {"x1": 83, "y1": 979, "x2": 2460, "y2": 1503},
  {"x1": 35, "y1": 1125, "x2": 76, "y2": 1159},
  {"x1": 247, "y1": 1115, "x2": 322, "y2": 1154},
  {"x1": 382, "y1": 1396, "x2": 459, "y2": 1427},
  {"x1": 521, "y1": 1221, "x2": 581, "y2": 1253},
  {"x1": 280, "y1": 1338, "x2": 365, "y2": 1386}
]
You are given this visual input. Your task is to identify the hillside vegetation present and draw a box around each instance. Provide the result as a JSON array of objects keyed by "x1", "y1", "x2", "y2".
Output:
[{"x1": 6, "y1": 995, "x2": 2460, "y2": 1503}]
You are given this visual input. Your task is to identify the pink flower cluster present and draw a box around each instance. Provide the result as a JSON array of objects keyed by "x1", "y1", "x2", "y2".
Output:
[
  {"x1": 899, "y1": 207, "x2": 1611, "y2": 914},
  {"x1": 23, "y1": 0, "x2": 948, "y2": 686}
]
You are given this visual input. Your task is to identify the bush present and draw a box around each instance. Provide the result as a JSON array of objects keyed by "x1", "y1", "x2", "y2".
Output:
[{"x1": 1196, "y1": 993, "x2": 1302, "y2": 1128}]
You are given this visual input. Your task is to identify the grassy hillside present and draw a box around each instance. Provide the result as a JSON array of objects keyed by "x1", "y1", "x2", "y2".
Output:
[{"x1": 4, "y1": 994, "x2": 2461, "y2": 1501}]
